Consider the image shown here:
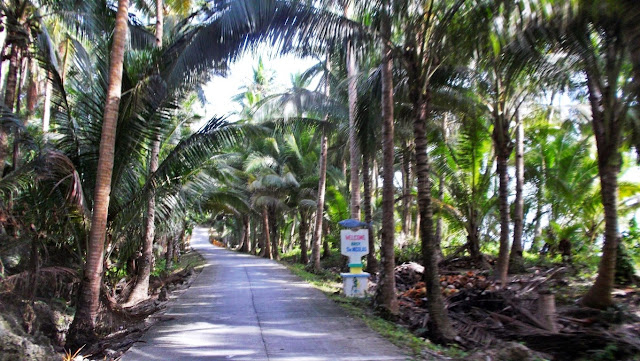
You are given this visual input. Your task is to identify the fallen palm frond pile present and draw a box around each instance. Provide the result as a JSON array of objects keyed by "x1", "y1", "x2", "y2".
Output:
[{"x1": 394, "y1": 263, "x2": 640, "y2": 360}]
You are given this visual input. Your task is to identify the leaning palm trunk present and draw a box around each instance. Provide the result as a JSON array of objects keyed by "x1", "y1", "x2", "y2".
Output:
[
  {"x1": 68, "y1": 0, "x2": 130, "y2": 346},
  {"x1": 374, "y1": 10, "x2": 398, "y2": 314}
]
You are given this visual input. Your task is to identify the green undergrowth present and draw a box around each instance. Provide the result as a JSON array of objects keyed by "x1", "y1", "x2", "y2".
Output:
[
  {"x1": 173, "y1": 250, "x2": 207, "y2": 274},
  {"x1": 104, "y1": 250, "x2": 205, "y2": 285},
  {"x1": 156, "y1": 250, "x2": 206, "y2": 276},
  {"x1": 282, "y1": 260, "x2": 466, "y2": 360}
]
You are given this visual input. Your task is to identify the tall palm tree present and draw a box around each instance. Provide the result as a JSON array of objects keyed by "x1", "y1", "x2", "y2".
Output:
[
  {"x1": 469, "y1": 0, "x2": 540, "y2": 284},
  {"x1": 67, "y1": 0, "x2": 130, "y2": 346},
  {"x1": 522, "y1": 0, "x2": 637, "y2": 308},
  {"x1": 509, "y1": 117, "x2": 525, "y2": 272},
  {"x1": 375, "y1": 2, "x2": 397, "y2": 314},
  {"x1": 126, "y1": 0, "x2": 193, "y2": 307},
  {"x1": 342, "y1": 1, "x2": 360, "y2": 221},
  {"x1": 125, "y1": 0, "x2": 165, "y2": 306},
  {"x1": 355, "y1": 65, "x2": 382, "y2": 274},
  {"x1": 393, "y1": 0, "x2": 466, "y2": 342}
]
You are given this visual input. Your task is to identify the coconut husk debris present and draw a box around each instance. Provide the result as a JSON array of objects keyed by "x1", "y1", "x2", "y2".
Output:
[{"x1": 394, "y1": 262, "x2": 640, "y2": 360}]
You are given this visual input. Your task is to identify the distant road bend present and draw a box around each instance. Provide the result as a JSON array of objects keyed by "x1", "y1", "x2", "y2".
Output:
[{"x1": 121, "y1": 226, "x2": 408, "y2": 361}]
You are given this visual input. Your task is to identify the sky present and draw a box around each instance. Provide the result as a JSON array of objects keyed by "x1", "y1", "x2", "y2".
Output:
[{"x1": 197, "y1": 51, "x2": 318, "y2": 123}]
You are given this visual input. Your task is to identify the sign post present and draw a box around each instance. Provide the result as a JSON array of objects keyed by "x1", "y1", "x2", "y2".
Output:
[
  {"x1": 339, "y1": 220, "x2": 370, "y2": 297},
  {"x1": 340, "y1": 229, "x2": 369, "y2": 273}
]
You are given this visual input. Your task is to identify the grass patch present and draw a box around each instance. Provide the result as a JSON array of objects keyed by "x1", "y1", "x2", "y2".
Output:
[
  {"x1": 285, "y1": 263, "x2": 341, "y2": 294},
  {"x1": 174, "y1": 250, "x2": 207, "y2": 274},
  {"x1": 283, "y1": 261, "x2": 466, "y2": 360},
  {"x1": 152, "y1": 250, "x2": 207, "y2": 277}
]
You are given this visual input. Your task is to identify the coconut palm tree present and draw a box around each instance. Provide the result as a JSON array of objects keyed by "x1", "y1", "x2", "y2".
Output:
[
  {"x1": 375, "y1": 1, "x2": 397, "y2": 314},
  {"x1": 388, "y1": 0, "x2": 472, "y2": 342},
  {"x1": 51, "y1": 0, "x2": 249, "y2": 342},
  {"x1": 67, "y1": 0, "x2": 130, "y2": 346},
  {"x1": 517, "y1": 0, "x2": 638, "y2": 309},
  {"x1": 126, "y1": 0, "x2": 199, "y2": 306}
]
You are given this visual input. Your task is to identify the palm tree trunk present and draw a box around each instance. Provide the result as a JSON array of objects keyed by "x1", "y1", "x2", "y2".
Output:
[
  {"x1": 582, "y1": 162, "x2": 619, "y2": 308},
  {"x1": 344, "y1": 2, "x2": 360, "y2": 220},
  {"x1": 165, "y1": 235, "x2": 174, "y2": 269},
  {"x1": 26, "y1": 58, "x2": 37, "y2": 119},
  {"x1": 322, "y1": 225, "x2": 331, "y2": 258},
  {"x1": 495, "y1": 152, "x2": 511, "y2": 285},
  {"x1": 262, "y1": 207, "x2": 272, "y2": 259},
  {"x1": 414, "y1": 96, "x2": 456, "y2": 342},
  {"x1": 12, "y1": 56, "x2": 25, "y2": 170},
  {"x1": 4, "y1": 44, "x2": 19, "y2": 110},
  {"x1": 582, "y1": 71, "x2": 622, "y2": 309},
  {"x1": 362, "y1": 152, "x2": 377, "y2": 273},
  {"x1": 241, "y1": 214, "x2": 250, "y2": 253},
  {"x1": 126, "y1": 0, "x2": 164, "y2": 304},
  {"x1": 311, "y1": 64, "x2": 330, "y2": 271},
  {"x1": 374, "y1": 9, "x2": 398, "y2": 314},
  {"x1": 251, "y1": 217, "x2": 258, "y2": 255},
  {"x1": 509, "y1": 120, "x2": 524, "y2": 273},
  {"x1": 269, "y1": 206, "x2": 279, "y2": 260},
  {"x1": 126, "y1": 139, "x2": 160, "y2": 305},
  {"x1": 1, "y1": 44, "x2": 19, "y2": 168},
  {"x1": 401, "y1": 145, "x2": 412, "y2": 237},
  {"x1": 155, "y1": 0, "x2": 163, "y2": 47},
  {"x1": 68, "y1": 0, "x2": 130, "y2": 346},
  {"x1": 299, "y1": 210, "x2": 309, "y2": 264},
  {"x1": 468, "y1": 222, "x2": 483, "y2": 265},
  {"x1": 434, "y1": 174, "x2": 444, "y2": 262},
  {"x1": 373, "y1": 158, "x2": 379, "y2": 199}
]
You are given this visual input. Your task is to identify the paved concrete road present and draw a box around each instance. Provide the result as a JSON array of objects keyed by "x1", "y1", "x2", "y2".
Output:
[{"x1": 120, "y1": 227, "x2": 408, "y2": 361}]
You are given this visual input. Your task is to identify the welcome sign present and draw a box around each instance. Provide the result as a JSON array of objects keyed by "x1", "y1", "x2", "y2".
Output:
[{"x1": 340, "y1": 229, "x2": 369, "y2": 265}]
